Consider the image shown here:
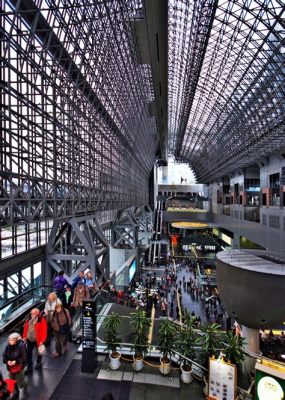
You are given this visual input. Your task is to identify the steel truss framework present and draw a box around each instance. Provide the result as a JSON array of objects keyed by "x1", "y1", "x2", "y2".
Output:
[
  {"x1": 45, "y1": 206, "x2": 153, "y2": 284},
  {"x1": 0, "y1": 0, "x2": 158, "y2": 241},
  {"x1": 111, "y1": 206, "x2": 152, "y2": 249},
  {"x1": 168, "y1": 0, "x2": 285, "y2": 183}
]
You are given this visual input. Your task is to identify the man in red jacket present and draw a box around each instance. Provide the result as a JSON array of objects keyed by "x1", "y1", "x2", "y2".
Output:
[{"x1": 22, "y1": 309, "x2": 47, "y2": 374}]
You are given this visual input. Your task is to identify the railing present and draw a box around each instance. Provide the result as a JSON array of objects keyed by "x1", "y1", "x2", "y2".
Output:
[
  {"x1": 244, "y1": 206, "x2": 260, "y2": 223},
  {"x1": 92, "y1": 299, "x2": 285, "y2": 399},
  {"x1": 0, "y1": 285, "x2": 53, "y2": 332},
  {"x1": 95, "y1": 333, "x2": 256, "y2": 399}
]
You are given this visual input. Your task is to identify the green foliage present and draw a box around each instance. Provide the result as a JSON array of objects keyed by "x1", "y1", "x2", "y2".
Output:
[
  {"x1": 102, "y1": 312, "x2": 122, "y2": 354},
  {"x1": 158, "y1": 318, "x2": 178, "y2": 361},
  {"x1": 195, "y1": 322, "x2": 224, "y2": 366},
  {"x1": 176, "y1": 312, "x2": 196, "y2": 366},
  {"x1": 222, "y1": 332, "x2": 246, "y2": 365},
  {"x1": 130, "y1": 309, "x2": 151, "y2": 358}
]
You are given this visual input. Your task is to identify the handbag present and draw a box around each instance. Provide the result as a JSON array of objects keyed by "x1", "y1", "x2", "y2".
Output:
[
  {"x1": 59, "y1": 323, "x2": 70, "y2": 335},
  {"x1": 38, "y1": 344, "x2": 46, "y2": 356},
  {"x1": 9, "y1": 363, "x2": 23, "y2": 373},
  {"x1": 56, "y1": 308, "x2": 70, "y2": 335}
]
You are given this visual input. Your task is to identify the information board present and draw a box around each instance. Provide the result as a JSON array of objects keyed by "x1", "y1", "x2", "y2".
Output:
[
  {"x1": 208, "y1": 358, "x2": 237, "y2": 400},
  {"x1": 82, "y1": 299, "x2": 97, "y2": 373},
  {"x1": 82, "y1": 300, "x2": 96, "y2": 350}
]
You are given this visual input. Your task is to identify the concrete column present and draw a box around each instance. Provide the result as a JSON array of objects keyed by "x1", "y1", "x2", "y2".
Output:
[
  {"x1": 162, "y1": 166, "x2": 168, "y2": 183},
  {"x1": 233, "y1": 232, "x2": 240, "y2": 249},
  {"x1": 242, "y1": 325, "x2": 260, "y2": 376}
]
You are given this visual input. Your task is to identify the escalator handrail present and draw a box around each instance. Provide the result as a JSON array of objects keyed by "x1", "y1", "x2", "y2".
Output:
[{"x1": 0, "y1": 285, "x2": 54, "y2": 312}]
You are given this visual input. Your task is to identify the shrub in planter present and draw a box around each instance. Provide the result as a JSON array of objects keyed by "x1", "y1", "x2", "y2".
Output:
[
  {"x1": 195, "y1": 322, "x2": 224, "y2": 368},
  {"x1": 130, "y1": 309, "x2": 151, "y2": 370},
  {"x1": 222, "y1": 331, "x2": 246, "y2": 365},
  {"x1": 176, "y1": 312, "x2": 196, "y2": 383},
  {"x1": 102, "y1": 312, "x2": 122, "y2": 369},
  {"x1": 158, "y1": 318, "x2": 177, "y2": 374}
]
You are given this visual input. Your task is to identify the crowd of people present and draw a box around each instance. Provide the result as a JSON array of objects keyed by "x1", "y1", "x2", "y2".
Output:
[
  {"x1": 101, "y1": 256, "x2": 224, "y2": 328},
  {"x1": 1, "y1": 269, "x2": 100, "y2": 399},
  {"x1": 0, "y1": 258, "x2": 226, "y2": 399}
]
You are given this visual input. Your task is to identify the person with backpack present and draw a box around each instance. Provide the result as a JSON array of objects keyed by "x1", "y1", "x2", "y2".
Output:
[
  {"x1": 51, "y1": 303, "x2": 71, "y2": 357},
  {"x1": 3, "y1": 332, "x2": 27, "y2": 398}
]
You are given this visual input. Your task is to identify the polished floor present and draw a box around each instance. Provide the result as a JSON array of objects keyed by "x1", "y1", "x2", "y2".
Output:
[{"x1": 51, "y1": 355, "x2": 205, "y2": 400}]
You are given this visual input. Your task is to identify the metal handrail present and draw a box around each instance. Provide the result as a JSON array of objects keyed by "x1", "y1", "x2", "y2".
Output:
[{"x1": 0, "y1": 285, "x2": 54, "y2": 312}]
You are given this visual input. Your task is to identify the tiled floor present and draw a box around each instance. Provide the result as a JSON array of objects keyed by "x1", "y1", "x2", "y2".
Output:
[{"x1": 50, "y1": 357, "x2": 205, "y2": 400}]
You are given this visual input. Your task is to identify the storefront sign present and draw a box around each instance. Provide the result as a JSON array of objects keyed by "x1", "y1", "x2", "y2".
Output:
[{"x1": 255, "y1": 361, "x2": 285, "y2": 400}]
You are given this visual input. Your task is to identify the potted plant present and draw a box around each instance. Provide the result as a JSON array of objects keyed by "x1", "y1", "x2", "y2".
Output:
[
  {"x1": 194, "y1": 322, "x2": 224, "y2": 381},
  {"x1": 222, "y1": 331, "x2": 246, "y2": 365},
  {"x1": 102, "y1": 312, "x2": 122, "y2": 370},
  {"x1": 176, "y1": 312, "x2": 196, "y2": 383},
  {"x1": 130, "y1": 309, "x2": 151, "y2": 371},
  {"x1": 157, "y1": 318, "x2": 177, "y2": 375}
]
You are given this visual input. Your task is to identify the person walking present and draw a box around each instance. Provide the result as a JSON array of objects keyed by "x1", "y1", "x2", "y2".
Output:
[
  {"x1": 3, "y1": 332, "x2": 28, "y2": 398},
  {"x1": 53, "y1": 271, "x2": 69, "y2": 300},
  {"x1": 0, "y1": 370, "x2": 17, "y2": 400},
  {"x1": 51, "y1": 304, "x2": 71, "y2": 357},
  {"x1": 44, "y1": 292, "x2": 62, "y2": 345},
  {"x1": 62, "y1": 284, "x2": 74, "y2": 316},
  {"x1": 22, "y1": 309, "x2": 47, "y2": 374},
  {"x1": 71, "y1": 271, "x2": 86, "y2": 290},
  {"x1": 72, "y1": 282, "x2": 90, "y2": 310},
  {"x1": 85, "y1": 272, "x2": 98, "y2": 297}
]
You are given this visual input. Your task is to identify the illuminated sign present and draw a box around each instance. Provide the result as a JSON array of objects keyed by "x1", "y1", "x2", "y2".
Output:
[
  {"x1": 257, "y1": 376, "x2": 284, "y2": 400},
  {"x1": 129, "y1": 259, "x2": 136, "y2": 282},
  {"x1": 255, "y1": 361, "x2": 285, "y2": 400},
  {"x1": 171, "y1": 222, "x2": 208, "y2": 229}
]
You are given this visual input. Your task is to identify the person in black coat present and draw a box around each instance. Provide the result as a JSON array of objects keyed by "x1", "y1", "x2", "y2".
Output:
[
  {"x1": 3, "y1": 333, "x2": 27, "y2": 397},
  {"x1": 61, "y1": 285, "x2": 74, "y2": 316}
]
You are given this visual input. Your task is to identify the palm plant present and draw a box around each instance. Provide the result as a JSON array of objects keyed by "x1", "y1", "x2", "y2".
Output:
[
  {"x1": 176, "y1": 312, "x2": 196, "y2": 370},
  {"x1": 102, "y1": 312, "x2": 122, "y2": 356},
  {"x1": 222, "y1": 331, "x2": 246, "y2": 365},
  {"x1": 195, "y1": 322, "x2": 224, "y2": 366},
  {"x1": 158, "y1": 318, "x2": 177, "y2": 362},
  {"x1": 130, "y1": 309, "x2": 151, "y2": 359}
]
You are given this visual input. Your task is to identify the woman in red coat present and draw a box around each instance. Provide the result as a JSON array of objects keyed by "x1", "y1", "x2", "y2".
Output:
[{"x1": 22, "y1": 309, "x2": 47, "y2": 374}]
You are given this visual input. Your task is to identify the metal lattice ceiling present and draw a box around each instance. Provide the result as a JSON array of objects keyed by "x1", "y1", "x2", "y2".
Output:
[
  {"x1": 168, "y1": 0, "x2": 285, "y2": 183},
  {"x1": 1, "y1": 0, "x2": 159, "y2": 229}
]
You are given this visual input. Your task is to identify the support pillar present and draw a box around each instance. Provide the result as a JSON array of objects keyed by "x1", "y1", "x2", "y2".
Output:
[
  {"x1": 242, "y1": 325, "x2": 260, "y2": 376},
  {"x1": 233, "y1": 232, "x2": 240, "y2": 249},
  {"x1": 162, "y1": 166, "x2": 168, "y2": 183}
]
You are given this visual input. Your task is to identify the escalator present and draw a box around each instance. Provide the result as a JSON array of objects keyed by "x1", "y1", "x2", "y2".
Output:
[{"x1": 0, "y1": 285, "x2": 54, "y2": 334}]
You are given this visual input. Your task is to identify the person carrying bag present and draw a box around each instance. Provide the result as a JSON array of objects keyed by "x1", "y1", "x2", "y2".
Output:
[
  {"x1": 51, "y1": 304, "x2": 71, "y2": 357},
  {"x1": 22, "y1": 308, "x2": 47, "y2": 373},
  {"x1": 2, "y1": 333, "x2": 28, "y2": 399}
]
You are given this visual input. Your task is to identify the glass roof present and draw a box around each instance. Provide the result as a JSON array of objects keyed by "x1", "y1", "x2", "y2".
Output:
[{"x1": 168, "y1": 0, "x2": 285, "y2": 182}]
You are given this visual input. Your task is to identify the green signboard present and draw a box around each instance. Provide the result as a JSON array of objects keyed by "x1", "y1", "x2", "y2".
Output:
[{"x1": 255, "y1": 362, "x2": 285, "y2": 400}]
